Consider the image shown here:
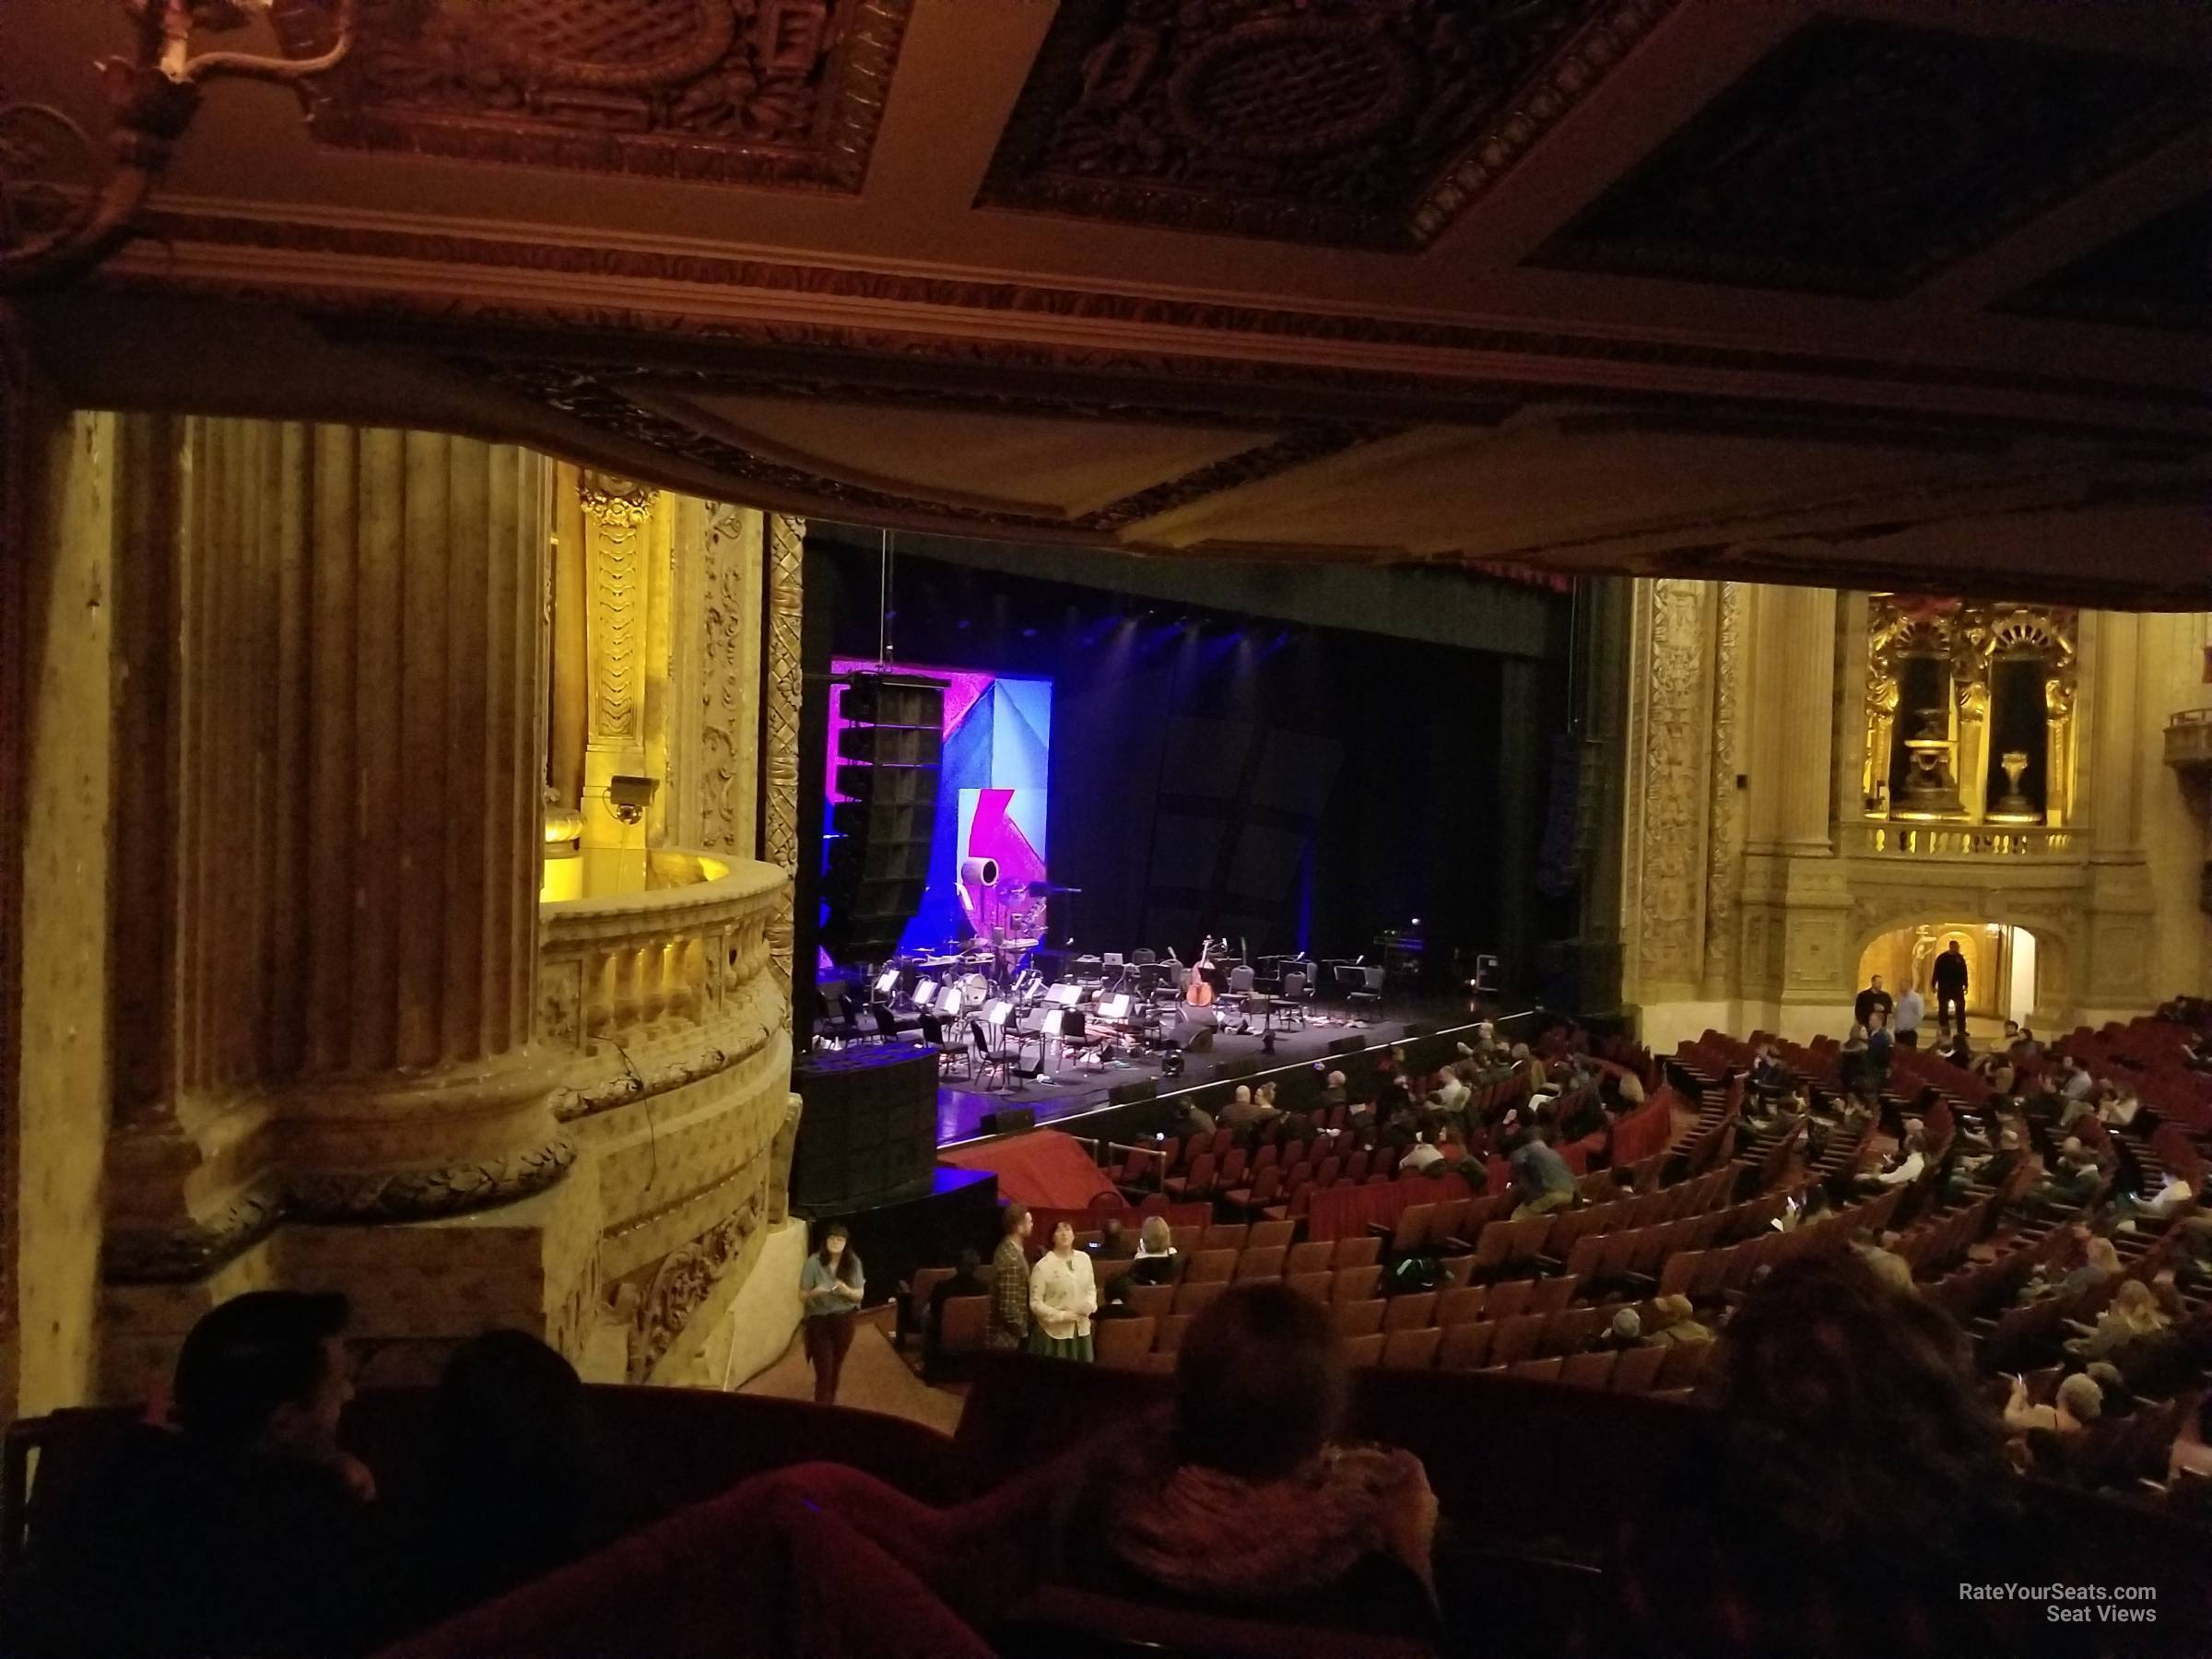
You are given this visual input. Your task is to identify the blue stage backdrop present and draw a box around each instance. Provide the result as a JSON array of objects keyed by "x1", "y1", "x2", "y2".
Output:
[{"x1": 829, "y1": 659, "x2": 1053, "y2": 955}]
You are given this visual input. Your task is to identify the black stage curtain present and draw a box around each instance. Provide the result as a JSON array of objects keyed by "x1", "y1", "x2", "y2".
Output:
[{"x1": 815, "y1": 544, "x2": 1567, "y2": 991}]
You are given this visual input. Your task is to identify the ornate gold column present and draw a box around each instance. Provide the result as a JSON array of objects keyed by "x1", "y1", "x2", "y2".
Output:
[
  {"x1": 1623, "y1": 578, "x2": 1715, "y2": 1009},
  {"x1": 575, "y1": 470, "x2": 668, "y2": 896},
  {"x1": 761, "y1": 512, "x2": 806, "y2": 999},
  {"x1": 100, "y1": 419, "x2": 579, "y2": 1391},
  {"x1": 696, "y1": 504, "x2": 767, "y2": 860},
  {"x1": 1699, "y1": 582, "x2": 1745, "y2": 1000}
]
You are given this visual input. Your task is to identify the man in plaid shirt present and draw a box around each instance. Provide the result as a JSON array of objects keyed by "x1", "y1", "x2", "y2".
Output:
[{"x1": 989, "y1": 1203, "x2": 1033, "y2": 1348}]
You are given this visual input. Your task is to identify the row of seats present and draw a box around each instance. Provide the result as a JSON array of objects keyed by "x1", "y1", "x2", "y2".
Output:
[{"x1": 1092, "y1": 1299, "x2": 1716, "y2": 1392}]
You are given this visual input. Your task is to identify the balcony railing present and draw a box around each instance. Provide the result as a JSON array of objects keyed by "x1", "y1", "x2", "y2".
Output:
[
  {"x1": 539, "y1": 851, "x2": 788, "y2": 1119},
  {"x1": 1841, "y1": 822, "x2": 2078, "y2": 858},
  {"x1": 2167, "y1": 708, "x2": 2212, "y2": 773}
]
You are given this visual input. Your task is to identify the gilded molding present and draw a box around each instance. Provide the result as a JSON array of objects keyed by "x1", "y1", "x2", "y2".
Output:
[
  {"x1": 698, "y1": 504, "x2": 754, "y2": 857},
  {"x1": 1700, "y1": 581, "x2": 1743, "y2": 991},
  {"x1": 761, "y1": 513, "x2": 805, "y2": 998},
  {"x1": 580, "y1": 471, "x2": 655, "y2": 746},
  {"x1": 1632, "y1": 579, "x2": 1711, "y2": 990}
]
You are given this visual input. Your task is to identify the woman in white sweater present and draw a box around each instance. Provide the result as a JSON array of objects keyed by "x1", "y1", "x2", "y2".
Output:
[{"x1": 1028, "y1": 1219, "x2": 1098, "y2": 1361}]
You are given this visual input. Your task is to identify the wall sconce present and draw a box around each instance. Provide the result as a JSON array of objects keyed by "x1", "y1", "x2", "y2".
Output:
[
  {"x1": 607, "y1": 774, "x2": 658, "y2": 827},
  {"x1": 1, "y1": 0, "x2": 359, "y2": 289}
]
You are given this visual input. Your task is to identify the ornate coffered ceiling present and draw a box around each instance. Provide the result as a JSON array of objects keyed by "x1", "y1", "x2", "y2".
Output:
[
  {"x1": 2004, "y1": 194, "x2": 2211, "y2": 334},
  {"x1": 976, "y1": 0, "x2": 1677, "y2": 250},
  {"x1": 5, "y1": 0, "x2": 2207, "y2": 606},
  {"x1": 269, "y1": 0, "x2": 910, "y2": 190},
  {"x1": 1535, "y1": 18, "x2": 2206, "y2": 297}
]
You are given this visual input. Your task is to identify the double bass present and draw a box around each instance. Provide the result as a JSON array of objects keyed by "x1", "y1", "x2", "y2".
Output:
[{"x1": 1185, "y1": 935, "x2": 1217, "y2": 1007}]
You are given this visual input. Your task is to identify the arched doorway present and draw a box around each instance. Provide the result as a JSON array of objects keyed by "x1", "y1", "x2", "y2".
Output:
[{"x1": 1856, "y1": 920, "x2": 2039, "y2": 1028}]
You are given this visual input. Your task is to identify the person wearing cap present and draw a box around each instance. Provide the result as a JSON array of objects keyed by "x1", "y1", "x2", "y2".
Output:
[{"x1": 0, "y1": 1289, "x2": 409, "y2": 1657}]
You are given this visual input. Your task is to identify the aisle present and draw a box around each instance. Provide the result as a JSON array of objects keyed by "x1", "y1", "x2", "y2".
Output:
[{"x1": 737, "y1": 1310, "x2": 966, "y2": 1436}]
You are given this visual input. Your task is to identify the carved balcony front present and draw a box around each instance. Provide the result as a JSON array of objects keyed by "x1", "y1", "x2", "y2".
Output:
[
  {"x1": 1839, "y1": 822, "x2": 2082, "y2": 860},
  {"x1": 539, "y1": 850, "x2": 787, "y2": 1124}
]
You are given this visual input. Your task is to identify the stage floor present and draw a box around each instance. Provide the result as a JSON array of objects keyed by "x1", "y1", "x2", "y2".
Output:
[{"x1": 935, "y1": 994, "x2": 1487, "y2": 1147}]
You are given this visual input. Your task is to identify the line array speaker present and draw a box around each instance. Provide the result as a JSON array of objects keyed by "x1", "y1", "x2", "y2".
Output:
[{"x1": 821, "y1": 672, "x2": 943, "y2": 963}]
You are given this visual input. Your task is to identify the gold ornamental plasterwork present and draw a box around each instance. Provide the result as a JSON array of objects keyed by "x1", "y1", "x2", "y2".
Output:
[
  {"x1": 1632, "y1": 579, "x2": 1711, "y2": 991},
  {"x1": 581, "y1": 472, "x2": 655, "y2": 746},
  {"x1": 698, "y1": 504, "x2": 752, "y2": 856},
  {"x1": 762, "y1": 512, "x2": 805, "y2": 998},
  {"x1": 1700, "y1": 582, "x2": 1743, "y2": 992},
  {"x1": 1864, "y1": 594, "x2": 2077, "y2": 824}
]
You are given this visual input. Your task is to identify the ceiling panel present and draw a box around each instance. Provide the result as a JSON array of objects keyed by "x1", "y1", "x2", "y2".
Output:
[{"x1": 1535, "y1": 18, "x2": 2204, "y2": 296}]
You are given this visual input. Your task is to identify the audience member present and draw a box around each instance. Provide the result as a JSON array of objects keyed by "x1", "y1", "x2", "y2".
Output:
[
  {"x1": 924, "y1": 1248, "x2": 990, "y2": 1375},
  {"x1": 1622, "y1": 1253, "x2": 2049, "y2": 1659},
  {"x1": 1508, "y1": 1126, "x2": 1577, "y2": 1220},
  {"x1": 1094, "y1": 1217, "x2": 1135, "y2": 1260},
  {"x1": 799, "y1": 1220, "x2": 865, "y2": 1405},
  {"x1": 0, "y1": 1291, "x2": 408, "y2": 1659},
  {"x1": 1129, "y1": 1214, "x2": 1179, "y2": 1286},
  {"x1": 1059, "y1": 1283, "x2": 1440, "y2": 1634},
  {"x1": 2065, "y1": 1277, "x2": 2171, "y2": 1362},
  {"x1": 1029, "y1": 1219, "x2": 1099, "y2": 1361},
  {"x1": 989, "y1": 1203, "x2": 1034, "y2": 1349},
  {"x1": 1853, "y1": 974, "x2": 1893, "y2": 1030},
  {"x1": 2005, "y1": 1371, "x2": 2101, "y2": 1440},
  {"x1": 1892, "y1": 980, "x2": 1924, "y2": 1048},
  {"x1": 420, "y1": 1330, "x2": 627, "y2": 1619},
  {"x1": 1931, "y1": 941, "x2": 1970, "y2": 1031}
]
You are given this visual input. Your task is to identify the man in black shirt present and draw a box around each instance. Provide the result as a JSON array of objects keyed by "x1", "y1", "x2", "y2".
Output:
[
  {"x1": 1853, "y1": 975, "x2": 1894, "y2": 1031},
  {"x1": 1932, "y1": 943, "x2": 1970, "y2": 1032}
]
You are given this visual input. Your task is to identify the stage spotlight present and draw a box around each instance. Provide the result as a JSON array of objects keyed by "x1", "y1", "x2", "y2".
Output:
[
  {"x1": 1261, "y1": 1030, "x2": 1277, "y2": 1054},
  {"x1": 1160, "y1": 1046, "x2": 1184, "y2": 1078}
]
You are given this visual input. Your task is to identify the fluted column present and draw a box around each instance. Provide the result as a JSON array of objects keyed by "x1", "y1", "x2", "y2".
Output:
[
  {"x1": 279, "y1": 426, "x2": 563, "y2": 1211},
  {"x1": 105, "y1": 419, "x2": 568, "y2": 1280}
]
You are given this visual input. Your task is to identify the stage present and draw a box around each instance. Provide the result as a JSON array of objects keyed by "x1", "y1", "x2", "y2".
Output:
[{"x1": 934, "y1": 994, "x2": 1534, "y2": 1147}]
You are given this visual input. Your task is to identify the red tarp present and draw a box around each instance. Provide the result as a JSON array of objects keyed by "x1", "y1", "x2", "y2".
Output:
[{"x1": 938, "y1": 1129, "x2": 1117, "y2": 1210}]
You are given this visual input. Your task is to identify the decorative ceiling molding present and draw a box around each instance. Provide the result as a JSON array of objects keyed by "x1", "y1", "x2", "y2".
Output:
[
  {"x1": 107, "y1": 206, "x2": 2210, "y2": 438},
  {"x1": 270, "y1": 0, "x2": 912, "y2": 192},
  {"x1": 978, "y1": 0, "x2": 1678, "y2": 250},
  {"x1": 1536, "y1": 18, "x2": 2205, "y2": 297},
  {"x1": 2002, "y1": 193, "x2": 2211, "y2": 335},
  {"x1": 461, "y1": 357, "x2": 1396, "y2": 539}
]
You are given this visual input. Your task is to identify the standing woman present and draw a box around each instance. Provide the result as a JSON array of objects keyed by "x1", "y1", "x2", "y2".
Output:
[
  {"x1": 1028, "y1": 1219, "x2": 1098, "y2": 1362},
  {"x1": 799, "y1": 1221, "x2": 865, "y2": 1404}
]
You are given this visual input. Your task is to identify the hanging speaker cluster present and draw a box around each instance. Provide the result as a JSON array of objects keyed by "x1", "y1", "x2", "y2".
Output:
[{"x1": 821, "y1": 671, "x2": 944, "y2": 965}]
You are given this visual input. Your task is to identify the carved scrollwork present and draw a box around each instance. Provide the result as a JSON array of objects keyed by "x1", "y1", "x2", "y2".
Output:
[
  {"x1": 762, "y1": 513, "x2": 804, "y2": 997},
  {"x1": 1, "y1": 0, "x2": 357, "y2": 289},
  {"x1": 627, "y1": 1192, "x2": 762, "y2": 1381},
  {"x1": 102, "y1": 1179, "x2": 288, "y2": 1285},
  {"x1": 287, "y1": 1137, "x2": 575, "y2": 1221},
  {"x1": 270, "y1": 0, "x2": 911, "y2": 193}
]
